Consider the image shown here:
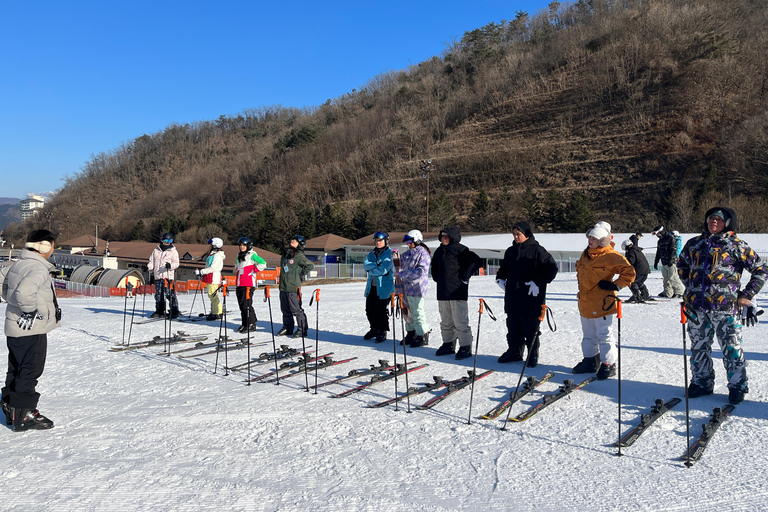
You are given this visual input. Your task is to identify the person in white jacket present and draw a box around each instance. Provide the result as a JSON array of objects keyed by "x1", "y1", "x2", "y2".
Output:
[
  {"x1": 0, "y1": 229, "x2": 60, "y2": 431},
  {"x1": 196, "y1": 237, "x2": 226, "y2": 321},
  {"x1": 147, "y1": 232, "x2": 180, "y2": 318}
]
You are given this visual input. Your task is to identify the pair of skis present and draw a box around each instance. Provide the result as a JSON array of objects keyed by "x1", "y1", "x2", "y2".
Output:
[
  {"x1": 109, "y1": 333, "x2": 208, "y2": 352},
  {"x1": 367, "y1": 369, "x2": 494, "y2": 409}
]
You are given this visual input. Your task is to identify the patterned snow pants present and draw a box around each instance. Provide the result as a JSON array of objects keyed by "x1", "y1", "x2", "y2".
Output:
[{"x1": 687, "y1": 309, "x2": 748, "y2": 392}]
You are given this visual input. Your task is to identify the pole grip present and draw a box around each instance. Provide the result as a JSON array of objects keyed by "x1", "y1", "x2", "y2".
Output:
[
  {"x1": 616, "y1": 299, "x2": 622, "y2": 319},
  {"x1": 398, "y1": 293, "x2": 405, "y2": 310},
  {"x1": 390, "y1": 293, "x2": 396, "y2": 308},
  {"x1": 265, "y1": 286, "x2": 271, "y2": 298},
  {"x1": 315, "y1": 289, "x2": 320, "y2": 302},
  {"x1": 680, "y1": 302, "x2": 687, "y2": 324},
  {"x1": 539, "y1": 304, "x2": 547, "y2": 322},
  {"x1": 479, "y1": 298, "x2": 484, "y2": 314}
]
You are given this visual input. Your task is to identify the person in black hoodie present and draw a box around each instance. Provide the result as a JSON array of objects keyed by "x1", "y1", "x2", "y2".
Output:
[
  {"x1": 431, "y1": 226, "x2": 481, "y2": 360},
  {"x1": 622, "y1": 236, "x2": 651, "y2": 304},
  {"x1": 495, "y1": 222, "x2": 558, "y2": 366}
]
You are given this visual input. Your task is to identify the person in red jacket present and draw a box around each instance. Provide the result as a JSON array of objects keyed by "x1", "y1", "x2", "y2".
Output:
[{"x1": 235, "y1": 237, "x2": 266, "y2": 333}]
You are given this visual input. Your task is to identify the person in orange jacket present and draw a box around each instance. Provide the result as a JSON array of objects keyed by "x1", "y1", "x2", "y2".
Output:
[{"x1": 572, "y1": 221, "x2": 635, "y2": 380}]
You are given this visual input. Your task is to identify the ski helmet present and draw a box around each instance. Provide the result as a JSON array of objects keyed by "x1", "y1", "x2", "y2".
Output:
[
  {"x1": 620, "y1": 240, "x2": 632, "y2": 251},
  {"x1": 161, "y1": 233, "x2": 174, "y2": 244},
  {"x1": 373, "y1": 231, "x2": 389, "y2": 245},
  {"x1": 403, "y1": 229, "x2": 423, "y2": 244},
  {"x1": 291, "y1": 235, "x2": 306, "y2": 250},
  {"x1": 208, "y1": 237, "x2": 224, "y2": 249},
  {"x1": 237, "y1": 237, "x2": 253, "y2": 251}
]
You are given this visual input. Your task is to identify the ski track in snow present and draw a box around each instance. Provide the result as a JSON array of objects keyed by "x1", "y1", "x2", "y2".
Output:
[{"x1": 2, "y1": 275, "x2": 768, "y2": 511}]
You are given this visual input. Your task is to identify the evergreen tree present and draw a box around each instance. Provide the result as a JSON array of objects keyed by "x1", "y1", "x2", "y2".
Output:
[
  {"x1": 318, "y1": 200, "x2": 349, "y2": 237},
  {"x1": 468, "y1": 189, "x2": 493, "y2": 232},
  {"x1": 351, "y1": 200, "x2": 371, "y2": 239},
  {"x1": 494, "y1": 187, "x2": 516, "y2": 232},
  {"x1": 130, "y1": 220, "x2": 146, "y2": 241},
  {"x1": 521, "y1": 186, "x2": 542, "y2": 230},
  {"x1": 562, "y1": 190, "x2": 594, "y2": 233},
  {"x1": 429, "y1": 191, "x2": 457, "y2": 230},
  {"x1": 543, "y1": 190, "x2": 565, "y2": 232},
  {"x1": 295, "y1": 204, "x2": 318, "y2": 239}
]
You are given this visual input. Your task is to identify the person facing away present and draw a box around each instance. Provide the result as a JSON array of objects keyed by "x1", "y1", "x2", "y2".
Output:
[
  {"x1": 495, "y1": 222, "x2": 558, "y2": 367},
  {"x1": 652, "y1": 225, "x2": 685, "y2": 299},
  {"x1": 398, "y1": 229, "x2": 432, "y2": 348},
  {"x1": 234, "y1": 237, "x2": 266, "y2": 333},
  {"x1": 572, "y1": 222, "x2": 635, "y2": 380},
  {"x1": 0, "y1": 229, "x2": 60, "y2": 431},
  {"x1": 362, "y1": 231, "x2": 395, "y2": 344},
  {"x1": 622, "y1": 238, "x2": 651, "y2": 304},
  {"x1": 147, "y1": 232, "x2": 180, "y2": 318},
  {"x1": 431, "y1": 226, "x2": 481, "y2": 360},
  {"x1": 277, "y1": 235, "x2": 314, "y2": 338},
  {"x1": 677, "y1": 207, "x2": 766, "y2": 405},
  {"x1": 196, "y1": 237, "x2": 226, "y2": 322}
]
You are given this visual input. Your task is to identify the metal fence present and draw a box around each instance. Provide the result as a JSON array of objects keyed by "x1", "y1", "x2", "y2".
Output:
[{"x1": 54, "y1": 279, "x2": 112, "y2": 298}]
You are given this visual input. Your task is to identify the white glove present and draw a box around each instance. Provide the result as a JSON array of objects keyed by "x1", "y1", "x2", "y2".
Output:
[
  {"x1": 195, "y1": 269, "x2": 201, "y2": 276},
  {"x1": 525, "y1": 281, "x2": 540, "y2": 297},
  {"x1": 743, "y1": 298, "x2": 764, "y2": 327},
  {"x1": 496, "y1": 279, "x2": 506, "y2": 291},
  {"x1": 17, "y1": 310, "x2": 43, "y2": 330}
]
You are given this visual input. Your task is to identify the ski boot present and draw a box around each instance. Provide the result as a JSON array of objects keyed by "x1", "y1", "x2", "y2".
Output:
[{"x1": 12, "y1": 408, "x2": 54, "y2": 432}]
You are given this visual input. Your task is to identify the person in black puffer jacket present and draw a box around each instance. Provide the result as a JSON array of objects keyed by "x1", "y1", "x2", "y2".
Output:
[
  {"x1": 622, "y1": 237, "x2": 651, "y2": 303},
  {"x1": 431, "y1": 226, "x2": 481, "y2": 360}
]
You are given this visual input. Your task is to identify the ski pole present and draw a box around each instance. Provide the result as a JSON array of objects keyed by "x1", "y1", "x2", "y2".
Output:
[
  {"x1": 398, "y1": 293, "x2": 412, "y2": 413},
  {"x1": 127, "y1": 288, "x2": 138, "y2": 347},
  {"x1": 214, "y1": 281, "x2": 227, "y2": 374},
  {"x1": 616, "y1": 298, "x2": 623, "y2": 457},
  {"x1": 188, "y1": 278, "x2": 201, "y2": 319},
  {"x1": 681, "y1": 301, "x2": 692, "y2": 467},
  {"x1": 501, "y1": 304, "x2": 546, "y2": 431},
  {"x1": 468, "y1": 298, "x2": 496, "y2": 425},
  {"x1": 245, "y1": 285, "x2": 252, "y2": 384},
  {"x1": 297, "y1": 287, "x2": 310, "y2": 392},
  {"x1": 264, "y1": 286, "x2": 280, "y2": 385},
  {"x1": 310, "y1": 289, "x2": 321, "y2": 394},
  {"x1": 121, "y1": 280, "x2": 129, "y2": 345},
  {"x1": 390, "y1": 293, "x2": 399, "y2": 410},
  {"x1": 164, "y1": 279, "x2": 171, "y2": 354}
]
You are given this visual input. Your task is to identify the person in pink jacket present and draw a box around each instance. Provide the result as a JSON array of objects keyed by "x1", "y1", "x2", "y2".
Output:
[
  {"x1": 235, "y1": 237, "x2": 266, "y2": 333},
  {"x1": 147, "y1": 232, "x2": 180, "y2": 318}
]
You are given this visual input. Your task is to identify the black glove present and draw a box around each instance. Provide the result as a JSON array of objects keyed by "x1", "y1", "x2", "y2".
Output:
[
  {"x1": 598, "y1": 280, "x2": 619, "y2": 291},
  {"x1": 654, "y1": 263, "x2": 659, "y2": 271},
  {"x1": 17, "y1": 310, "x2": 43, "y2": 330},
  {"x1": 149, "y1": 275, "x2": 155, "y2": 285},
  {"x1": 165, "y1": 262, "x2": 171, "y2": 269},
  {"x1": 744, "y1": 305, "x2": 764, "y2": 327}
]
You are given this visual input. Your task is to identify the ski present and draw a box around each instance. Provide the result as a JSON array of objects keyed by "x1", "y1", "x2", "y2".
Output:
[
  {"x1": 510, "y1": 377, "x2": 596, "y2": 422},
  {"x1": 109, "y1": 333, "x2": 208, "y2": 352},
  {"x1": 329, "y1": 363, "x2": 429, "y2": 398},
  {"x1": 227, "y1": 345, "x2": 305, "y2": 371},
  {"x1": 415, "y1": 369, "x2": 495, "y2": 410},
  {"x1": 159, "y1": 338, "x2": 271, "y2": 356},
  {"x1": 311, "y1": 359, "x2": 397, "y2": 389},
  {"x1": 616, "y1": 397, "x2": 682, "y2": 447},
  {"x1": 368, "y1": 374, "x2": 462, "y2": 409},
  {"x1": 682, "y1": 404, "x2": 736, "y2": 465},
  {"x1": 176, "y1": 339, "x2": 265, "y2": 358},
  {"x1": 248, "y1": 353, "x2": 332, "y2": 383},
  {"x1": 479, "y1": 372, "x2": 556, "y2": 420},
  {"x1": 261, "y1": 356, "x2": 358, "y2": 383}
]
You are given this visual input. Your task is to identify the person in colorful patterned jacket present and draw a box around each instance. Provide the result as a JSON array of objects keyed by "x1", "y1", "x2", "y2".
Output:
[
  {"x1": 147, "y1": 232, "x2": 180, "y2": 318},
  {"x1": 195, "y1": 238, "x2": 226, "y2": 322},
  {"x1": 235, "y1": 237, "x2": 266, "y2": 333},
  {"x1": 677, "y1": 207, "x2": 766, "y2": 405},
  {"x1": 363, "y1": 231, "x2": 395, "y2": 343},
  {"x1": 397, "y1": 230, "x2": 432, "y2": 348},
  {"x1": 277, "y1": 235, "x2": 314, "y2": 338},
  {"x1": 572, "y1": 222, "x2": 635, "y2": 380}
]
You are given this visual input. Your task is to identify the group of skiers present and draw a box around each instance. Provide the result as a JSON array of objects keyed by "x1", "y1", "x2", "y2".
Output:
[{"x1": 0, "y1": 205, "x2": 763, "y2": 432}]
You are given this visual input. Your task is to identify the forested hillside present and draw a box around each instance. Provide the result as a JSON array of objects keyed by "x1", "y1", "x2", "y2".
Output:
[{"x1": 7, "y1": 0, "x2": 768, "y2": 251}]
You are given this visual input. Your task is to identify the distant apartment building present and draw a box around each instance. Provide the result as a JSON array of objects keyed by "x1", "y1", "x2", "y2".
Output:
[{"x1": 20, "y1": 195, "x2": 45, "y2": 221}]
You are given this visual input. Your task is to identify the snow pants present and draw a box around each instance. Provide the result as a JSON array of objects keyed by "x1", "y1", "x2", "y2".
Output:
[
  {"x1": 236, "y1": 286, "x2": 256, "y2": 327},
  {"x1": 365, "y1": 286, "x2": 390, "y2": 333},
  {"x1": 154, "y1": 279, "x2": 179, "y2": 313},
  {"x1": 280, "y1": 290, "x2": 308, "y2": 335},
  {"x1": 580, "y1": 315, "x2": 616, "y2": 365},
  {"x1": 687, "y1": 309, "x2": 748, "y2": 392},
  {"x1": 661, "y1": 264, "x2": 685, "y2": 297},
  {"x1": 405, "y1": 296, "x2": 430, "y2": 336},
  {"x1": 506, "y1": 312, "x2": 540, "y2": 359},
  {"x1": 438, "y1": 300, "x2": 473, "y2": 348},
  {"x1": 207, "y1": 284, "x2": 223, "y2": 315},
  {"x1": 2, "y1": 334, "x2": 47, "y2": 410}
]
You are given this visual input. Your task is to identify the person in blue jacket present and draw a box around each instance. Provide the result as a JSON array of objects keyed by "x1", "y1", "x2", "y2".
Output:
[{"x1": 363, "y1": 231, "x2": 394, "y2": 343}]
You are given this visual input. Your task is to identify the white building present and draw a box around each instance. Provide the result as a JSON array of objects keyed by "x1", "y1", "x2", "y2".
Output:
[{"x1": 20, "y1": 194, "x2": 45, "y2": 221}]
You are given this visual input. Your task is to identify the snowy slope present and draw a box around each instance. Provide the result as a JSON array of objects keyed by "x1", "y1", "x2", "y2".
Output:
[{"x1": 2, "y1": 274, "x2": 768, "y2": 512}]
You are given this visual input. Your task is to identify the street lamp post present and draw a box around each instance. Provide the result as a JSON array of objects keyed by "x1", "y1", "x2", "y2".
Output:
[{"x1": 420, "y1": 159, "x2": 435, "y2": 233}]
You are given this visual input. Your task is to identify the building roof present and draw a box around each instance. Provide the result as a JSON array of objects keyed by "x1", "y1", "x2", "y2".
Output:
[
  {"x1": 304, "y1": 234, "x2": 353, "y2": 252},
  {"x1": 346, "y1": 232, "x2": 443, "y2": 246},
  {"x1": 59, "y1": 235, "x2": 108, "y2": 248}
]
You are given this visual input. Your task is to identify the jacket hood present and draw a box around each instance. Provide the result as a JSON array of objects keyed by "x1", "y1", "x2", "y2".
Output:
[
  {"x1": 513, "y1": 222, "x2": 534, "y2": 240},
  {"x1": 439, "y1": 226, "x2": 462, "y2": 244},
  {"x1": 703, "y1": 206, "x2": 738, "y2": 233}
]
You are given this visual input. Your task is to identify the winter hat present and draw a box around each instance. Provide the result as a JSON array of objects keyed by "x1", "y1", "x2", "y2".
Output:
[
  {"x1": 621, "y1": 240, "x2": 632, "y2": 251},
  {"x1": 652, "y1": 225, "x2": 664, "y2": 236},
  {"x1": 707, "y1": 209, "x2": 731, "y2": 226},
  {"x1": 587, "y1": 222, "x2": 612, "y2": 247}
]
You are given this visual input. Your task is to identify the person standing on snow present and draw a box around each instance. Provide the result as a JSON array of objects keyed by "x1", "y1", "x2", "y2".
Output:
[
  {"x1": 572, "y1": 222, "x2": 635, "y2": 380},
  {"x1": 622, "y1": 237, "x2": 651, "y2": 304},
  {"x1": 363, "y1": 231, "x2": 394, "y2": 343},
  {"x1": 147, "y1": 233, "x2": 180, "y2": 318},
  {"x1": 431, "y1": 226, "x2": 481, "y2": 360},
  {"x1": 677, "y1": 207, "x2": 766, "y2": 405},
  {"x1": 0, "y1": 229, "x2": 60, "y2": 431},
  {"x1": 495, "y1": 222, "x2": 558, "y2": 367},
  {"x1": 652, "y1": 226, "x2": 685, "y2": 298},
  {"x1": 234, "y1": 237, "x2": 266, "y2": 333},
  {"x1": 397, "y1": 230, "x2": 432, "y2": 348},
  {"x1": 277, "y1": 235, "x2": 314, "y2": 338},
  {"x1": 196, "y1": 237, "x2": 226, "y2": 322}
]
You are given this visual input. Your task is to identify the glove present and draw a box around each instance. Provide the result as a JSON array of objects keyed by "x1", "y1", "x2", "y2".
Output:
[
  {"x1": 17, "y1": 310, "x2": 43, "y2": 330},
  {"x1": 654, "y1": 263, "x2": 659, "y2": 271},
  {"x1": 525, "y1": 281, "x2": 540, "y2": 297},
  {"x1": 195, "y1": 269, "x2": 201, "y2": 276},
  {"x1": 165, "y1": 262, "x2": 171, "y2": 269},
  {"x1": 496, "y1": 279, "x2": 506, "y2": 291},
  {"x1": 598, "y1": 280, "x2": 620, "y2": 291},
  {"x1": 743, "y1": 304, "x2": 764, "y2": 327},
  {"x1": 149, "y1": 275, "x2": 155, "y2": 285}
]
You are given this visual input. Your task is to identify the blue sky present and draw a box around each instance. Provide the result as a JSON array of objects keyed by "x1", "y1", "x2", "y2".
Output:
[{"x1": 1, "y1": 1, "x2": 552, "y2": 199}]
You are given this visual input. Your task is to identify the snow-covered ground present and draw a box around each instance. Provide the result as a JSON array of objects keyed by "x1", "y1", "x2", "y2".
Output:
[{"x1": 2, "y1": 273, "x2": 768, "y2": 512}]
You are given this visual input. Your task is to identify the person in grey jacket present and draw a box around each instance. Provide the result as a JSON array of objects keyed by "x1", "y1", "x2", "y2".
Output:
[{"x1": 0, "y1": 230, "x2": 60, "y2": 431}]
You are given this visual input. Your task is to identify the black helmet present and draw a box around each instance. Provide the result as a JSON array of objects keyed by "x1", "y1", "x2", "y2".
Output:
[
  {"x1": 161, "y1": 233, "x2": 174, "y2": 244},
  {"x1": 291, "y1": 235, "x2": 306, "y2": 250},
  {"x1": 237, "y1": 237, "x2": 253, "y2": 251},
  {"x1": 373, "y1": 231, "x2": 389, "y2": 245}
]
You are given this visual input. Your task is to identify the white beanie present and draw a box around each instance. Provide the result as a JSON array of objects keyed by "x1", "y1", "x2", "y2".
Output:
[{"x1": 587, "y1": 221, "x2": 612, "y2": 247}]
